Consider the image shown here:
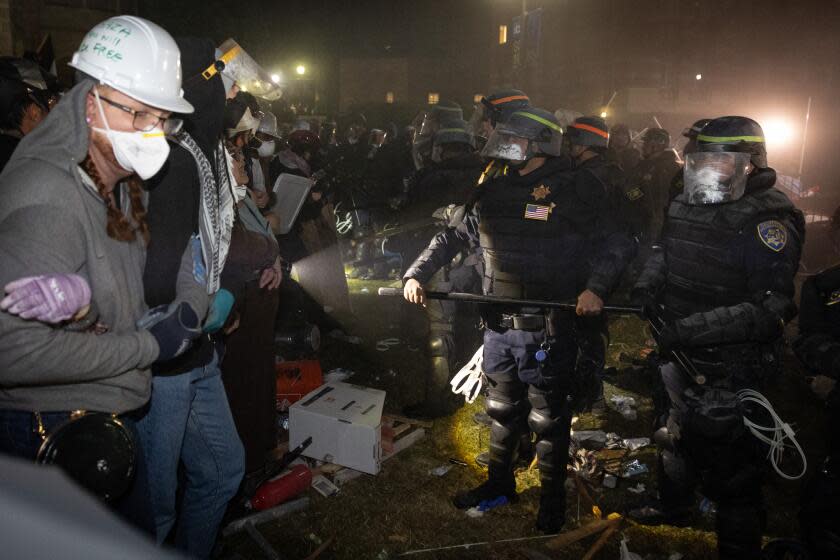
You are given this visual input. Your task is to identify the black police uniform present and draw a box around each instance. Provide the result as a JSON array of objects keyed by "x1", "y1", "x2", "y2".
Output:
[
  {"x1": 402, "y1": 152, "x2": 485, "y2": 416},
  {"x1": 793, "y1": 264, "x2": 840, "y2": 557},
  {"x1": 624, "y1": 149, "x2": 681, "y2": 245},
  {"x1": 634, "y1": 167, "x2": 804, "y2": 559},
  {"x1": 405, "y1": 155, "x2": 634, "y2": 529},
  {"x1": 571, "y1": 154, "x2": 635, "y2": 410}
]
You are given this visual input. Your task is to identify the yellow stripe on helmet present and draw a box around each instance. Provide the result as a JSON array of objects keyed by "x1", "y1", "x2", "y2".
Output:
[
  {"x1": 511, "y1": 111, "x2": 563, "y2": 133},
  {"x1": 697, "y1": 134, "x2": 765, "y2": 143}
]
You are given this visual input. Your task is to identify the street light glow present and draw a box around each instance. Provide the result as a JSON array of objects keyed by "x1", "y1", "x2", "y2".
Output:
[
  {"x1": 696, "y1": 73, "x2": 702, "y2": 80},
  {"x1": 763, "y1": 117, "x2": 794, "y2": 148},
  {"x1": 271, "y1": 73, "x2": 281, "y2": 83},
  {"x1": 600, "y1": 111, "x2": 608, "y2": 118},
  {"x1": 296, "y1": 65, "x2": 306, "y2": 76}
]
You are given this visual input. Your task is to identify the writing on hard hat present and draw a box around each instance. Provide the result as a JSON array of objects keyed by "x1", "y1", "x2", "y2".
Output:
[{"x1": 69, "y1": 15, "x2": 194, "y2": 114}]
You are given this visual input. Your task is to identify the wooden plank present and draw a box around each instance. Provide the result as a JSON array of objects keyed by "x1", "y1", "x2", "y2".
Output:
[
  {"x1": 383, "y1": 428, "x2": 425, "y2": 461},
  {"x1": 382, "y1": 414, "x2": 433, "y2": 429},
  {"x1": 581, "y1": 518, "x2": 621, "y2": 560},
  {"x1": 544, "y1": 518, "x2": 614, "y2": 551},
  {"x1": 392, "y1": 422, "x2": 413, "y2": 438}
]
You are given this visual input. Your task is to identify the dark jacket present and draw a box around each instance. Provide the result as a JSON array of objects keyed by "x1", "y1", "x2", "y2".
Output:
[
  {"x1": 143, "y1": 37, "x2": 228, "y2": 376},
  {"x1": 405, "y1": 156, "x2": 635, "y2": 301}
]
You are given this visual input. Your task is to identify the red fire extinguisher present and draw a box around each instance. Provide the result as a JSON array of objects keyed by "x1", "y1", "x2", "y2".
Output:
[{"x1": 250, "y1": 464, "x2": 312, "y2": 511}]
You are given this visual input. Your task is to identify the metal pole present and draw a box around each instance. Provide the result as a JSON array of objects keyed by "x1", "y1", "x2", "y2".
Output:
[{"x1": 798, "y1": 96, "x2": 812, "y2": 177}]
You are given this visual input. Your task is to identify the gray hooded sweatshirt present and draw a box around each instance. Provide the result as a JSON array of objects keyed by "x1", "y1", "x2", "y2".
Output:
[{"x1": 0, "y1": 80, "x2": 167, "y2": 413}]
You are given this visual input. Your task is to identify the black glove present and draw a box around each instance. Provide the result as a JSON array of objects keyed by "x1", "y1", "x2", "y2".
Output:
[
  {"x1": 631, "y1": 288, "x2": 660, "y2": 320},
  {"x1": 655, "y1": 322, "x2": 682, "y2": 355},
  {"x1": 139, "y1": 302, "x2": 201, "y2": 362}
]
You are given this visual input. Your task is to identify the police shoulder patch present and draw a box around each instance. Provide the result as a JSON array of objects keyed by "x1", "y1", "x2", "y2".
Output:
[
  {"x1": 626, "y1": 187, "x2": 644, "y2": 201},
  {"x1": 756, "y1": 220, "x2": 787, "y2": 252}
]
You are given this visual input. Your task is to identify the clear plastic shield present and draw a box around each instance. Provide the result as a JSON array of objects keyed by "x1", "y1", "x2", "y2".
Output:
[
  {"x1": 683, "y1": 151, "x2": 751, "y2": 205},
  {"x1": 216, "y1": 38, "x2": 282, "y2": 101},
  {"x1": 480, "y1": 130, "x2": 529, "y2": 163},
  {"x1": 272, "y1": 173, "x2": 314, "y2": 234}
]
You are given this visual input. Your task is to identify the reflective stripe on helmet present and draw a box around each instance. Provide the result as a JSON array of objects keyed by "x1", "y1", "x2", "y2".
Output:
[
  {"x1": 570, "y1": 122, "x2": 609, "y2": 138},
  {"x1": 437, "y1": 127, "x2": 469, "y2": 134},
  {"x1": 512, "y1": 110, "x2": 563, "y2": 132},
  {"x1": 697, "y1": 134, "x2": 765, "y2": 143},
  {"x1": 490, "y1": 94, "x2": 529, "y2": 106}
]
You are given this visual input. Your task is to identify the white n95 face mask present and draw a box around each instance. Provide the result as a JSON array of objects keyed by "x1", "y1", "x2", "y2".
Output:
[
  {"x1": 257, "y1": 140, "x2": 276, "y2": 158},
  {"x1": 92, "y1": 88, "x2": 170, "y2": 180}
]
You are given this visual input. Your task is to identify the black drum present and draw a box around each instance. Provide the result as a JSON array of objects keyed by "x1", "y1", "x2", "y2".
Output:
[{"x1": 37, "y1": 413, "x2": 136, "y2": 503}]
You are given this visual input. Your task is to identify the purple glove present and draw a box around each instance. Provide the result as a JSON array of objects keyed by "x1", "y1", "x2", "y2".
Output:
[{"x1": 1, "y1": 274, "x2": 91, "y2": 323}]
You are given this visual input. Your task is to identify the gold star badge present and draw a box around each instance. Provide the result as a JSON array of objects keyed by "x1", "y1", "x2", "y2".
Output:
[{"x1": 531, "y1": 184, "x2": 551, "y2": 201}]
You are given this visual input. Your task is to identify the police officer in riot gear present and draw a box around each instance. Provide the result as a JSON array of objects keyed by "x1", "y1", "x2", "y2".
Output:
[
  {"x1": 605, "y1": 123, "x2": 640, "y2": 172},
  {"x1": 793, "y1": 205, "x2": 840, "y2": 559},
  {"x1": 468, "y1": 88, "x2": 530, "y2": 150},
  {"x1": 401, "y1": 121, "x2": 485, "y2": 419},
  {"x1": 629, "y1": 116, "x2": 805, "y2": 560},
  {"x1": 566, "y1": 116, "x2": 635, "y2": 412},
  {"x1": 411, "y1": 100, "x2": 463, "y2": 171},
  {"x1": 624, "y1": 127, "x2": 681, "y2": 243},
  {"x1": 403, "y1": 108, "x2": 634, "y2": 532}
]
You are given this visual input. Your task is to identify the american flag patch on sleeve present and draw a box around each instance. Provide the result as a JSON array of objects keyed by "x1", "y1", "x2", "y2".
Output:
[{"x1": 524, "y1": 204, "x2": 550, "y2": 221}]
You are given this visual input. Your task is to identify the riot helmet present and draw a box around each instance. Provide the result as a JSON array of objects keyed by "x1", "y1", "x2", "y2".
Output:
[
  {"x1": 683, "y1": 116, "x2": 766, "y2": 205},
  {"x1": 431, "y1": 119, "x2": 475, "y2": 162},
  {"x1": 696, "y1": 115, "x2": 767, "y2": 168},
  {"x1": 641, "y1": 127, "x2": 670, "y2": 158},
  {"x1": 482, "y1": 89, "x2": 529, "y2": 128},
  {"x1": 567, "y1": 116, "x2": 610, "y2": 149},
  {"x1": 608, "y1": 123, "x2": 631, "y2": 150},
  {"x1": 481, "y1": 107, "x2": 563, "y2": 164}
]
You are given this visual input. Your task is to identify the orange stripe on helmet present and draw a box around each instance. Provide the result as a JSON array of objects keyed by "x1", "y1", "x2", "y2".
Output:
[
  {"x1": 571, "y1": 123, "x2": 609, "y2": 139},
  {"x1": 490, "y1": 94, "x2": 529, "y2": 106}
]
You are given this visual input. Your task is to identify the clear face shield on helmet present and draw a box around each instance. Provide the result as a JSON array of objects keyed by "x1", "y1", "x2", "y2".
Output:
[
  {"x1": 683, "y1": 151, "x2": 752, "y2": 205},
  {"x1": 480, "y1": 130, "x2": 530, "y2": 163}
]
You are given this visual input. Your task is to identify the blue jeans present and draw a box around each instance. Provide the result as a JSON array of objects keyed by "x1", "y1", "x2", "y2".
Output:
[
  {"x1": 0, "y1": 408, "x2": 155, "y2": 535},
  {"x1": 136, "y1": 350, "x2": 245, "y2": 558}
]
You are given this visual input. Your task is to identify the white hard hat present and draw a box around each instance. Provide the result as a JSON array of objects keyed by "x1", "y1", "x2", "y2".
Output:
[
  {"x1": 69, "y1": 15, "x2": 194, "y2": 114},
  {"x1": 226, "y1": 106, "x2": 260, "y2": 138}
]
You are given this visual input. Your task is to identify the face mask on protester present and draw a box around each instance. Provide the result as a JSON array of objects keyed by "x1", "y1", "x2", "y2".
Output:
[
  {"x1": 91, "y1": 88, "x2": 170, "y2": 180},
  {"x1": 257, "y1": 140, "x2": 275, "y2": 158}
]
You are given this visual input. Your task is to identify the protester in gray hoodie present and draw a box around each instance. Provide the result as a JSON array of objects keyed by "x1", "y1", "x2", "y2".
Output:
[{"x1": 0, "y1": 15, "x2": 205, "y2": 532}]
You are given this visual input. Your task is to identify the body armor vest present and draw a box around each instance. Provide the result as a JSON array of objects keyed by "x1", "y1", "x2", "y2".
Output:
[
  {"x1": 661, "y1": 186, "x2": 799, "y2": 317},
  {"x1": 476, "y1": 162, "x2": 600, "y2": 300}
]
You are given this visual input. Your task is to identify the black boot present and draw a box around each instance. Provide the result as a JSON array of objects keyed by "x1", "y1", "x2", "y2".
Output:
[
  {"x1": 453, "y1": 468, "x2": 517, "y2": 509},
  {"x1": 716, "y1": 502, "x2": 764, "y2": 560},
  {"x1": 536, "y1": 481, "x2": 565, "y2": 533},
  {"x1": 629, "y1": 449, "x2": 694, "y2": 526}
]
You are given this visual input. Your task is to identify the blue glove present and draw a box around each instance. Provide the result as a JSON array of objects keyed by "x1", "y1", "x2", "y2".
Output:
[
  {"x1": 203, "y1": 289, "x2": 234, "y2": 334},
  {"x1": 138, "y1": 302, "x2": 201, "y2": 361}
]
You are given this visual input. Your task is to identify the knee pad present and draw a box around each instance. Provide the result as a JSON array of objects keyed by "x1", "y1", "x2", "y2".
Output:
[
  {"x1": 527, "y1": 408, "x2": 568, "y2": 439},
  {"x1": 486, "y1": 394, "x2": 526, "y2": 425},
  {"x1": 428, "y1": 334, "x2": 453, "y2": 359}
]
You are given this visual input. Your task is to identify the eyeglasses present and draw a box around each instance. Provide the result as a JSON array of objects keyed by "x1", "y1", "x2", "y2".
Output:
[{"x1": 96, "y1": 93, "x2": 183, "y2": 135}]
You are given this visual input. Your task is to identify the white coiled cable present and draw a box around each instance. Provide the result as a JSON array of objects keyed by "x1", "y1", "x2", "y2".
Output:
[{"x1": 736, "y1": 389, "x2": 807, "y2": 480}]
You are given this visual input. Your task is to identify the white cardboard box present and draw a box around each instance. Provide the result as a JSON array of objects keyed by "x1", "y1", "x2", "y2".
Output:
[{"x1": 289, "y1": 382, "x2": 385, "y2": 475}]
